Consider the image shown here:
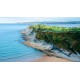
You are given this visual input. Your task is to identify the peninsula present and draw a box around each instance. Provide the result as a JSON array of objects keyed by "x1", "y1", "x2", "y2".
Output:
[{"x1": 21, "y1": 24, "x2": 80, "y2": 62}]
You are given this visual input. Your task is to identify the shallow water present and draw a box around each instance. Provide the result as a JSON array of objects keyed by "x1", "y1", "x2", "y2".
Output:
[{"x1": 0, "y1": 23, "x2": 80, "y2": 62}]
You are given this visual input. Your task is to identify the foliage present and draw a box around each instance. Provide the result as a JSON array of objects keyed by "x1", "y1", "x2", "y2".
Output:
[{"x1": 29, "y1": 24, "x2": 80, "y2": 53}]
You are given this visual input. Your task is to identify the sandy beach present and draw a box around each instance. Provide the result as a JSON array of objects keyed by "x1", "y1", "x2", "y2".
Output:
[{"x1": 35, "y1": 56, "x2": 70, "y2": 62}]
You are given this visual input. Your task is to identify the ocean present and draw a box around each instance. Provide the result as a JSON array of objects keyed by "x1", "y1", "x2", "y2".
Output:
[{"x1": 0, "y1": 23, "x2": 80, "y2": 62}]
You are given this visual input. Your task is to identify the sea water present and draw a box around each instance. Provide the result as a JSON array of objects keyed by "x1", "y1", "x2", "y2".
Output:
[
  {"x1": 0, "y1": 23, "x2": 80, "y2": 62},
  {"x1": 0, "y1": 24, "x2": 44, "y2": 62}
]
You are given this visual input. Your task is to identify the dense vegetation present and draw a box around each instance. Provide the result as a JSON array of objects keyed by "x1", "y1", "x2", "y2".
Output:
[{"x1": 29, "y1": 24, "x2": 80, "y2": 55}]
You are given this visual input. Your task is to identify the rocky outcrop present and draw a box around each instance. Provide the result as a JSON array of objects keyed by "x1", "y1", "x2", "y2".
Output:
[{"x1": 21, "y1": 27, "x2": 80, "y2": 62}]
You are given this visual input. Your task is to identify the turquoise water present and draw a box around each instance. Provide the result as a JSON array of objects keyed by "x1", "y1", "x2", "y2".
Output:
[
  {"x1": 0, "y1": 23, "x2": 80, "y2": 62},
  {"x1": 0, "y1": 24, "x2": 44, "y2": 62}
]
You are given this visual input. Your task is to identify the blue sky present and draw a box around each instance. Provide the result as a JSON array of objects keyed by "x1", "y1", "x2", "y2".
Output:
[{"x1": 0, "y1": 17, "x2": 80, "y2": 23}]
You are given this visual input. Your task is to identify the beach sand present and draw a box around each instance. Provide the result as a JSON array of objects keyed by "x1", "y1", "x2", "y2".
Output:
[
  {"x1": 35, "y1": 56, "x2": 70, "y2": 62},
  {"x1": 23, "y1": 41, "x2": 71, "y2": 62}
]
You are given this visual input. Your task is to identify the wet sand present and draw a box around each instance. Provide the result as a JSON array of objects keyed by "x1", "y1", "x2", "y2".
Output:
[{"x1": 35, "y1": 56, "x2": 70, "y2": 62}]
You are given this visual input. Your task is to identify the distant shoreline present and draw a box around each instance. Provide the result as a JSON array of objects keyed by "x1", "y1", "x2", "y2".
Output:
[{"x1": 0, "y1": 21, "x2": 80, "y2": 24}]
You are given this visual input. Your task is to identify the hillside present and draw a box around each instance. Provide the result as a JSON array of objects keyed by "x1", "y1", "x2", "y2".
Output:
[{"x1": 29, "y1": 24, "x2": 80, "y2": 56}]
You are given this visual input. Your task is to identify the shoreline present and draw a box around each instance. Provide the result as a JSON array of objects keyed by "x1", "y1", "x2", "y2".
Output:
[
  {"x1": 21, "y1": 25, "x2": 80, "y2": 62},
  {"x1": 23, "y1": 41, "x2": 71, "y2": 62},
  {"x1": 34, "y1": 56, "x2": 70, "y2": 62},
  {"x1": 21, "y1": 27, "x2": 80, "y2": 62}
]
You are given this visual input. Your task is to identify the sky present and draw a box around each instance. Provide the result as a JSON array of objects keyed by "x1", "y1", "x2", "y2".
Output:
[{"x1": 0, "y1": 17, "x2": 80, "y2": 23}]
